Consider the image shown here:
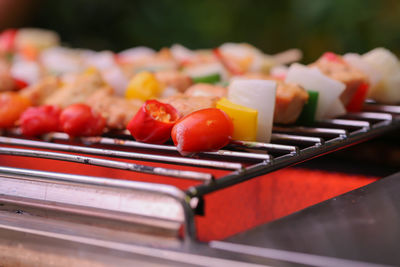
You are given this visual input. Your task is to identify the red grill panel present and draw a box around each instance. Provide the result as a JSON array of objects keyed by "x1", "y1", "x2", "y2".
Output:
[{"x1": 196, "y1": 168, "x2": 377, "y2": 241}]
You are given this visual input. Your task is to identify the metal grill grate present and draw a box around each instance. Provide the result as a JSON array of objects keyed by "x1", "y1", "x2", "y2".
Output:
[
  {"x1": 1, "y1": 103, "x2": 398, "y2": 188},
  {"x1": 0, "y1": 103, "x2": 399, "y2": 240}
]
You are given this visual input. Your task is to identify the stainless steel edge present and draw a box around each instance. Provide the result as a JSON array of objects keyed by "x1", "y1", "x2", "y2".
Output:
[{"x1": 0, "y1": 166, "x2": 197, "y2": 240}]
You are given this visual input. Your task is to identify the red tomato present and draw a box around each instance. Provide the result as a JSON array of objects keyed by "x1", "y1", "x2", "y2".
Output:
[
  {"x1": 20, "y1": 105, "x2": 61, "y2": 137},
  {"x1": 60, "y1": 104, "x2": 106, "y2": 137},
  {"x1": 171, "y1": 108, "x2": 233, "y2": 155},
  {"x1": 0, "y1": 92, "x2": 31, "y2": 128},
  {"x1": 127, "y1": 100, "x2": 179, "y2": 144}
]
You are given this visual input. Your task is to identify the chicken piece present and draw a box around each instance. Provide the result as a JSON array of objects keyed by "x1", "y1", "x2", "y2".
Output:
[
  {"x1": 86, "y1": 87, "x2": 143, "y2": 130},
  {"x1": 184, "y1": 83, "x2": 227, "y2": 98},
  {"x1": 155, "y1": 70, "x2": 193, "y2": 92},
  {"x1": 120, "y1": 48, "x2": 179, "y2": 79},
  {"x1": 0, "y1": 54, "x2": 14, "y2": 92},
  {"x1": 218, "y1": 43, "x2": 266, "y2": 73},
  {"x1": 309, "y1": 53, "x2": 368, "y2": 105},
  {"x1": 44, "y1": 70, "x2": 104, "y2": 108},
  {"x1": 160, "y1": 93, "x2": 218, "y2": 117},
  {"x1": 170, "y1": 44, "x2": 218, "y2": 67},
  {"x1": 241, "y1": 73, "x2": 309, "y2": 124},
  {"x1": 15, "y1": 28, "x2": 60, "y2": 52},
  {"x1": 241, "y1": 72, "x2": 271, "y2": 80},
  {"x1": 20, "y1": 76, "x2": 60, "y2": 106},
  {"x1": 274, "y1": 81, "x2": 309, "y2": 124},
  {"x1": 0, "y1": 71, "x2": 15, "y2": 92}
]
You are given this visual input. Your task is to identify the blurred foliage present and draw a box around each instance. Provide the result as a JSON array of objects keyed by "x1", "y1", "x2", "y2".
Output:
[{"x1": 27, "y1": 0, "x2": 400, "y2": 62}]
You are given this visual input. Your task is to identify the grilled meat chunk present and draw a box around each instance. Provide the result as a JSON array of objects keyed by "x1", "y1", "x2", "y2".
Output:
[
  {"x1": 44, "y1": 70, "x2": 104, "y2": 108},
  {"x1": 274, "y1": 80, "x2": 309, "y2": 124},
  {"x1": 155, "y1": 70, "x2": 193, "y2": 92},
  {"x1": 20, "y1": 76, "x2": 60, "y2": 106},
  {"x1": 160, "y1": 93, "x2": 218, "y2": 117},
  {"x1": 241, "y1": 73, "x2": 309, "y2": 124},
  {"x1": 310, "y1": 53, "x2": 368, "y2": 105},
  {"x1": 0, "y1": 72, "x2": 15, "y2": 92},
  {"x1": 86, "y1": 87, "x2": 143, "y2": 130},
  {"x1": 184, "y1": 83, "x2": 227, "y2": 98}
]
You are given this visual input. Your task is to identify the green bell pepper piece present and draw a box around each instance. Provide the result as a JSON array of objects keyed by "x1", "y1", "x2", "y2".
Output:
[
  {"x1": 191, "y1": 73, "x2": 221, "y2": 84},
  {"x1": 296, "y1": 90, "x2": 319, "y2": 125}
]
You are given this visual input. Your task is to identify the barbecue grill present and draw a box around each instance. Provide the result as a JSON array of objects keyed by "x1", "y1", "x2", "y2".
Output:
[{"x1": 0, "y1": 102, "x2": 399, "y2": 265}]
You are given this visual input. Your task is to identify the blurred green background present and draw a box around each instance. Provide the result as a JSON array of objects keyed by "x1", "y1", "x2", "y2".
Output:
[{"x1": 5, "y1": 0, "x2": 400, "y2": 63}]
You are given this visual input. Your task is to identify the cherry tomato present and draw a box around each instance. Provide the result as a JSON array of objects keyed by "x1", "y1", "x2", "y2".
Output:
[
  {"x1": 171, "y1": 108, "x2": 233, "y2": 155},
  {"x1": 127, "y1": 100, "x2": 179, "y2": 144},
  {"x1": 20, "y1": 105, "x2": 61, "y2": 137},
  {"x1": 0, "y1": 92, "x2": 31, "y2": 128},
  {"x1": 60, "y1": 103, "x2": 106, "y2": 137}
]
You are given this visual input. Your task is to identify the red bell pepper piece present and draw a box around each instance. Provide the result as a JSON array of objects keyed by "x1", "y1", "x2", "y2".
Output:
[
  {"x1": 0, "y1": 29, "x2": 17, "y2": 53},
  {"x1": 20, "y1": 105, "x2": 62, "y2": 137},
  {"x1": 13, "y1": 78, "x2": 28, "y2": 90},
  {"x1": 346, "y1": 82, "x2": 369, "y2": 112},
  {"x1": 322, "y1": 52, "x2": 342, "y2": 62},
  {"x1": 127, "y1": 99, "x2": 179, "y2": 144},
  {"x1": 213, "y1": 48, "x2": 244, "y2": 76}
]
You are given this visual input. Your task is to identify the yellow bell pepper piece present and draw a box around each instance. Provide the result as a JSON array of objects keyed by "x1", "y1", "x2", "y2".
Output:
[
  {"x1": 84, "y1": 66, "x2": 99, "y2": 76},
  {"x1": 216, "y1": 97, "x2": 258, "y2": 141},
  {"x1": 125, "y1": 71, "x2": 163, "y2": 101}
]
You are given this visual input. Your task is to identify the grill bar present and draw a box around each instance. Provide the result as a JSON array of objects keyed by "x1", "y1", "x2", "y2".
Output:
[
  {"x1": 230, "y1": 140, "x2": 299, "y2": 154},
  {"x1": 45, "y1": 133, "x2": 271, "y2": 162},
  {"x1": 316, "y1": 119, "x2": 371, "y2": 130},
  {"x1": 273, "y1": 126, "x2": 348, "y2": 138},
  {"x1": 0, "y1": 136, "x2": 242, "y2": 171},
  {"x1": 0, "y1": 147, "x2": 213, "y2": 181},
  {"x1": 341, "y1": 112, "x2": 393, "y2": 121},
  {"x1": 271, "y1": 133, "x2": 324, "y2": 146},
  {"x1": 362, "y1": 104, "x2": 400, "y2": 115}
]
